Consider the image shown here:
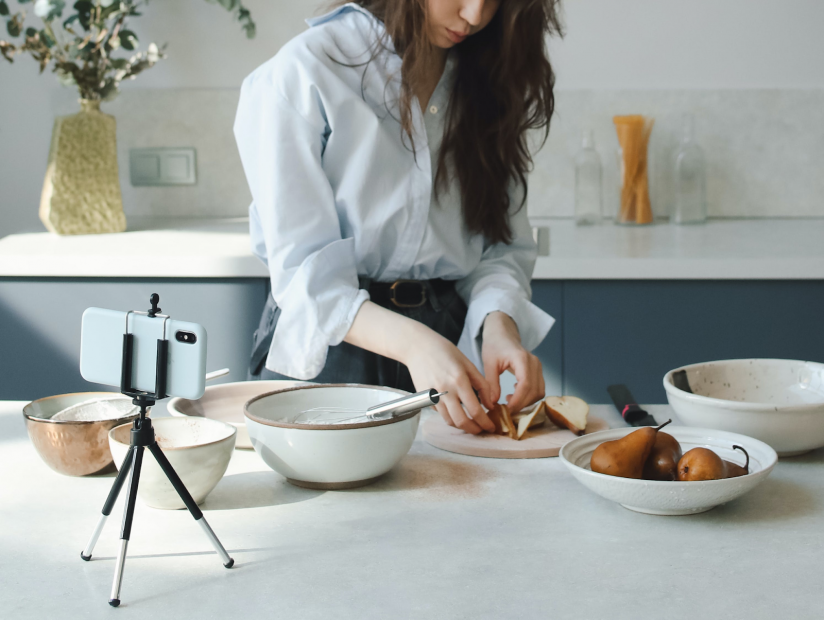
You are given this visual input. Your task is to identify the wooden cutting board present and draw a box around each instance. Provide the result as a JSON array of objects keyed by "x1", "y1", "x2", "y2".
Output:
[{"x1": 422, "y1": 414, "x2": 609, "y2": 459}]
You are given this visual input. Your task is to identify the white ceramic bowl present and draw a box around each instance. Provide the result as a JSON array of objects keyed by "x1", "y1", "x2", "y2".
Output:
[
  {"x1": 560, "y1": 426, "x2": 777, "y2": 516},
  {"x1": 109, "y1": 417, "x2": 236, "y2": 509},
  {"x1": 664, "y1": 359, "x2": 824, "y2": 457},
  {"x1": 168, "y1": 380, "x2": 307, "y2": 450},
  {"x1": 244, "y1": 384, "x2": 421, "y2": 489}
]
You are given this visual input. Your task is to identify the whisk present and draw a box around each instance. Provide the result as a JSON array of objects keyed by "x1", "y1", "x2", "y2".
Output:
[{"x1": 290, "y1": 388, "x2": 447, "y2": 425}]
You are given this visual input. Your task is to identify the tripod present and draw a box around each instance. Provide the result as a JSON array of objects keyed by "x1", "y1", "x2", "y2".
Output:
[{"x1": 80, "y1": 295, "x2": 233, "y2": 607}]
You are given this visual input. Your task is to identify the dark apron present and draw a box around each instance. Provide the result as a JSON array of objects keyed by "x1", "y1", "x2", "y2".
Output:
[{"x1": 248, "y1": 277, "x2": 467, "y2": 393}]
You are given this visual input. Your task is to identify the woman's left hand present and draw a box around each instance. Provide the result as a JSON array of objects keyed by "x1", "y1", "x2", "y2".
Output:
[{"x1": 481, "y1": 311, "x2": 545, "y2": 413}]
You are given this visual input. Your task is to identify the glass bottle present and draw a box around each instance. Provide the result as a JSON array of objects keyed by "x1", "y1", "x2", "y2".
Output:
[
  {"x1": 672, "y1": 114, "x2": 708, "y2": 224},
  {"x1": 574, "y1": 129, "x2": 603, "y2": 225}
]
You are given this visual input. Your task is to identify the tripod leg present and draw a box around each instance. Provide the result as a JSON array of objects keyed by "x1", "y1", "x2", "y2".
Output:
[
  {"x1": 81, "y1": 446, "x2": 135, "y2": 561},
  {"x1": 109, "y1": 445, "x2": 144, "y2": 608},
  {"x1": 147, "y1": 442, "x2": 234, "y2": 568}
]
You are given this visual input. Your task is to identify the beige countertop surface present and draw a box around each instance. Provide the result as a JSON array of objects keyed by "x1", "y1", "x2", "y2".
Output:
[{"x1": 1, "y1": 217, "x2": 824, "y2": 279}]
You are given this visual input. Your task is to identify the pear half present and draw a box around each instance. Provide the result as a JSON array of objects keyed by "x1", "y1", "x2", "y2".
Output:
[{"x1": 544, "y1": 396, "x2": 589, "y2": 435}]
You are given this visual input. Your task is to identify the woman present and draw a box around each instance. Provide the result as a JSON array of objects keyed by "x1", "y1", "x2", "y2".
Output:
[{"x1": 234, "y1": 0, "x2": 562, "y2": 434}]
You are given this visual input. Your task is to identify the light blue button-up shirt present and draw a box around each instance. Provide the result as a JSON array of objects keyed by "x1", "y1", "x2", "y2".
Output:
[{"x1": 233, "y1": 3, "x2": 554, "y2": 380}]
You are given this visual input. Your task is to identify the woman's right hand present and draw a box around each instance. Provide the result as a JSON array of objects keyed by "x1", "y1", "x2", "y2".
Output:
[
  {"x1": 344, "y1": 300, "x2": 495, "y2": 434},
  {"x1": 402, "y1": 325, "x2": 496, "y2": 434}
]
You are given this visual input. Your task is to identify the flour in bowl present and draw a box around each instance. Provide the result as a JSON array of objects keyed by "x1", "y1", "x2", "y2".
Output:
[{"x1": 52, "y1": 397, "x2": 140, "y2": 422}]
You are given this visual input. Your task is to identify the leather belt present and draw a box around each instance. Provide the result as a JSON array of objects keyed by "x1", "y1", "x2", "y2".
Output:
[{"x1": 368, "y1": 279, "x2": 455, "y2": 309}]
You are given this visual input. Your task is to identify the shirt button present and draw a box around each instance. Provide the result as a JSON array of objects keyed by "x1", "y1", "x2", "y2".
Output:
[{"x1": 429, "y1": 105, "x2": 438, "y2": 115}]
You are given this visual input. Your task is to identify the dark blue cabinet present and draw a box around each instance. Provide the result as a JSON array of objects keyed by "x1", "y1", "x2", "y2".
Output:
[
  {"x1": 0, "y1": 278, "x2": 268, "y2": 401},
  {"x1": 530, "y1": 282, "x2": 563, "y2": 396},
  {"x1": 3, "y1": 278, "x2": 822, "y2": 404},
  {"x1": 556, "y1": 280, "x2": 824, "y2": 404}
]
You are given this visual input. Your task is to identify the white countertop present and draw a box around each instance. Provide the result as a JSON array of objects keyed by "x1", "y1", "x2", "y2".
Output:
[
  {"x1": 1, "y1": 217, "x2": 823, "y2": 279},
  {"x1": 2, "y1": 400, "x2": 822, "y2": 618}
]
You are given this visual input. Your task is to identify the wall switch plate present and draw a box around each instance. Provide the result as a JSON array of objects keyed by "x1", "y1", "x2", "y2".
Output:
[{"x1": 129, "y1": 148, "x2": 197, "y2": 186}]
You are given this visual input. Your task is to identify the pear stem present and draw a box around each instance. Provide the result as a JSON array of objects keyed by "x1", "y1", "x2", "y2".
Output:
[
  {"x1": 733, "y1": 445, "x2": 749, "y2": 472},
  {"x1": 655, "y1": 419, "x2": 672, "y2": 431}
]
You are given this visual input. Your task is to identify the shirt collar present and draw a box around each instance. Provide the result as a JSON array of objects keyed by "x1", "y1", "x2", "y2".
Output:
[
  {"x1": 305, "y1": 3, "x2": 381, "y2": 28},
  {"x1": 306, "y1": 4, "x2": 456, "y2": 76}
]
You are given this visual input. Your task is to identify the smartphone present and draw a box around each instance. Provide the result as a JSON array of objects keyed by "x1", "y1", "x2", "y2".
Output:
[{"x1": 80, "y1": 308, "x2": 207, "y2": 400}]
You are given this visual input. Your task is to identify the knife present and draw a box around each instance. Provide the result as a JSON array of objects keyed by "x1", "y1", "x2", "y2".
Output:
[{"x1": 607, "y1": 384, "x2": 657, "y2": 427}]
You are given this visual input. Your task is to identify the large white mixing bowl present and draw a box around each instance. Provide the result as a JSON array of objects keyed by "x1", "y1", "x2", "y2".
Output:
[
  {"x1": 664, "y1": 359, "x2": 824, "y2": 457},
  {"x1": 244, "y1": 384, "x2": 420, "y2": 489},
  {"x1": 169, "y1": 380, "x2": 307, "y2": 449}
]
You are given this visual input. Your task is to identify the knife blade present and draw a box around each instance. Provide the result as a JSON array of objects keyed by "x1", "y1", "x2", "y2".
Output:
[{"x1": 607, "y1": 384, "x2": 657, "y2": 426}]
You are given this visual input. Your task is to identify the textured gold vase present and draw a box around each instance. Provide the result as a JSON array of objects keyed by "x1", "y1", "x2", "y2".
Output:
[{"x1": 39, "y1": 99, "x2": 126, "y2": 235}]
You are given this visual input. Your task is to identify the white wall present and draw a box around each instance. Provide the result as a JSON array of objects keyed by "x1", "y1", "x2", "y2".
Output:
[
  {"x1": 551, "y1": 0, "x2": 824, "y2": 89},
  {"x1": 128, "y1": 0, "x2": 824, "y2": 90},
  {"x1": 2, "y1": 0, "x2": 824, "y2": 234}
]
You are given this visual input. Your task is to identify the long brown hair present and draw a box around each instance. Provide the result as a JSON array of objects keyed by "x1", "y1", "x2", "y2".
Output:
[{"x1": 337, "y1": 0, "x2": 562, "y2": 244}]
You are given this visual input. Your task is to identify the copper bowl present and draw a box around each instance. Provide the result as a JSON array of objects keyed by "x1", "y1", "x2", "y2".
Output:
[{"x1": 23, "y1": 392, "x2": 143, "y2": 477}]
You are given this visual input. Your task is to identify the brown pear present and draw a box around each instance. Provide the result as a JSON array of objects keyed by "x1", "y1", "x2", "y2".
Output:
[
  {"x1": 723, "y1": 445, "x2": 750, "y2": 478},
  {"x1": 677, "y1": 447, "x2": 726, "y2": 481},
  {"x1": 642, "y1": 432, "x2": 683, "y2": 481},
  {"x1": 591, "y1": 420, "x2": 672, "y2": 479}
]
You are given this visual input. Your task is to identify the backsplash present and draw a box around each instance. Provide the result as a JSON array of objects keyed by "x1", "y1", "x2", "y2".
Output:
[
  {"x1": 531, "y1": 89, "x2": 824, "y2": 219},
  {"x1": 52, "y1": 88, "x2": 249, "y2": 220},
  {"x1": 51, "y1": 87, "x2": 824, "y2": 221}
]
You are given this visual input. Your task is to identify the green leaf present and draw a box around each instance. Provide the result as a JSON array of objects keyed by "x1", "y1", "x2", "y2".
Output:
[
  {"x1": 7, "y1": 19, "x2": 21, "y2": 37},
  {"x1": 0, "y1": 2, "x2": 9, "y2": 17},
  {"x1": 119, "y1": 28, "x2": 137, "y2": 50}
]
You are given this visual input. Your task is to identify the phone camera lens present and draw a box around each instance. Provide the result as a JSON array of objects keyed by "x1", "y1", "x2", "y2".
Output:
[{"x1": 176, "y1": 331, "x2": 196, "y2": 344}]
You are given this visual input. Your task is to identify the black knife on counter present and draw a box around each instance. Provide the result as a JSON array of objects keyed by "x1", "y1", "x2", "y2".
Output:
[{"x1": 607, "y1": 384, "x2": 657, "y2": 427}]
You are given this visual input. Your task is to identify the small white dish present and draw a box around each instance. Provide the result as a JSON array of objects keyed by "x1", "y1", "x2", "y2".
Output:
[
  {"x1": 109, "y1": 417, "x2": 236, "y2": 509},
  {"x1": 560, "y1": 426, "x2": 777, "y2": 516},
  {"x1": 664, "y1": 359, "x2": 824, "y2": 456},
  {"x1": 168, "y1": 380, "x2": 307, "y2": 449},
  {"x1": 244, "y1": 384, "x2": 420, "y2": 489}
]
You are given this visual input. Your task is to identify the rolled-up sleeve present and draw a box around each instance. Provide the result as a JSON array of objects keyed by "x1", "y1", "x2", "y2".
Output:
[
  {"x1": 234, "y1": 69, "x2": 369, "y2": 380},
  {"x1": 455, "y1": 202, "x2": 555, "y2": 370}
]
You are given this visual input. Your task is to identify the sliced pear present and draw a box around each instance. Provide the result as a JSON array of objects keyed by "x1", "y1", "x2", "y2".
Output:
[
  {"x1": 487, "y1": 405, "x2": 506, "y2": 435},
  {"x1": 515, "y1": 401, "x2": 548, "y2": 439},
  {"x1": 544, "y1": 396, "x2": 589, "y2": 435},
  {"x1": 513, "y1": 401, "x2": 548, "y2": 437},
  {"x1": 499, "y1": 404, "x2": 518, "y2": 439}
]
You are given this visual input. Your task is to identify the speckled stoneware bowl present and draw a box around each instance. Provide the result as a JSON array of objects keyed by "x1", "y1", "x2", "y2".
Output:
[
  {"x1": 244, "y1": 384, "x2": 421, "y2": 489},
  {"x1": 168, "y1": 380, "x2": 308, "y2": 450},
  {"x1": 664, "y1": 359, "x2": 824, "y2": 457},
  {"x1": 109, "y1": 417, "x2": 236, "y2": 509},
  {"x1": 560, "y1": 426, "x2": 777, "y2": 516},
  {"x1": 23, "y1": 392, "x2": 142, "y2": 476}
]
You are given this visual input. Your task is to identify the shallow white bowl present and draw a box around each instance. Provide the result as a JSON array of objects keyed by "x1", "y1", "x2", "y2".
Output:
[
  {"x1": 168, "y1": 380, "x2": 307, "y2": 449},
  {"x1": 664, "y1": 359, "x2": 824, "y2": 457},
  {"x1": 244, "y1": 384, "x2": 420, "y2": 489},
  {"x1": 109, "y1": 417, "x2": 236, "y2": 509},
  {"x1": 560, "y1": 426, "x2": 777, "y2": 516}
]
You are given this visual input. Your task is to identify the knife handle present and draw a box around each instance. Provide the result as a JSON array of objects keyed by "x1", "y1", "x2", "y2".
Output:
[{"x1": 607, "y1": 384, "x2": 649, "y2": 424}]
